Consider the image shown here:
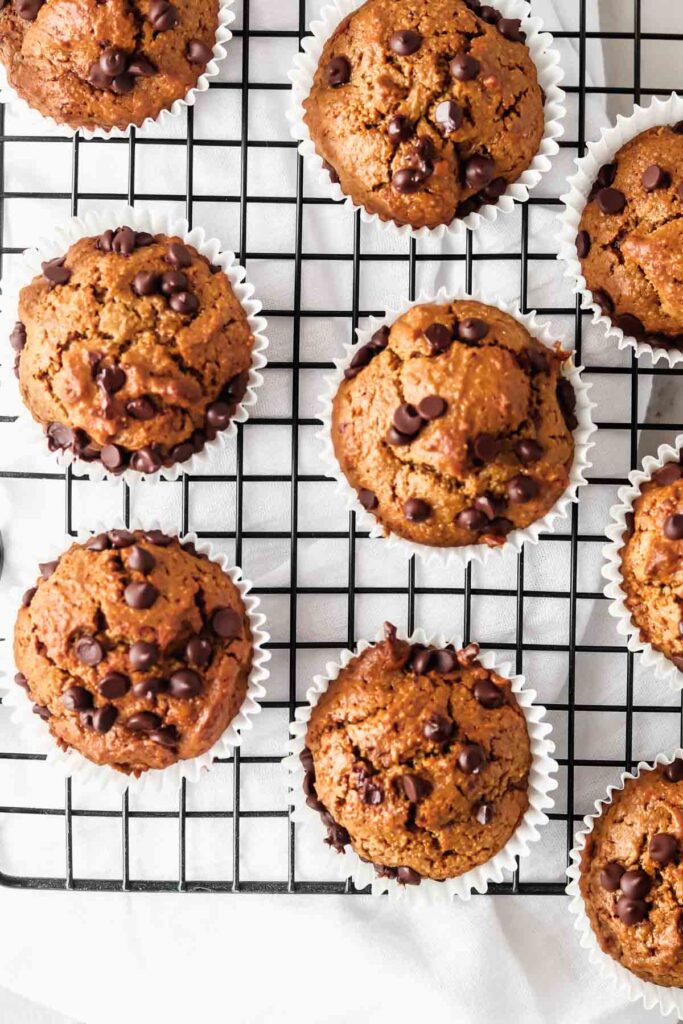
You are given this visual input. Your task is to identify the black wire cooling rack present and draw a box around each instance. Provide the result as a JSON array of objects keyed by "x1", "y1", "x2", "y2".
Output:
[{"x1": 0, "y1": 0, "x2": 682, "y2": 894}]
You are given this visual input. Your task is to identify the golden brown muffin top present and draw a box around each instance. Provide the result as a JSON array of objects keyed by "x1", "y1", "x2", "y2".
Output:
[
  {"x1": 331, "y1": 300, "x2": 576, "y2": 549},
  {"x1": 0, "y1": 0, "x2": 219, "y2": 131},
  {"x1": 14, "y1": 530, "x2": 253, "y2": 775},
  {"x1": 13, "y1": 228, "x2": 253, "y2": 475},
  {"x1": 303, "y1": 0, "x2": 545, "y2": 229},
  {"x1": 578, "y1": 125, "x2": 683, "y2": 347},
  {"x1": 303, "y1": 627, "x2": 531, "y2": 884},
  {"x1": 580, "y1": 760, "x2": 683, "y2": 988}
]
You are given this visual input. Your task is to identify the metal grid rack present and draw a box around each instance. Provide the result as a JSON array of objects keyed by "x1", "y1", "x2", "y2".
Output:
[{"x1": 0, "y1": 0, "x2": 680, "y2": 894}]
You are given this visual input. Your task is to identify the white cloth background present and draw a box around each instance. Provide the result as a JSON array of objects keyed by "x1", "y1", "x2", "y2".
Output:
[{"x1": 0, "y1": 1, "x2": 681, "y2": 1021}]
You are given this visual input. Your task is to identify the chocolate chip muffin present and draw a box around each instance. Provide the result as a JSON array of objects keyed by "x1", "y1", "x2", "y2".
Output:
[
  {"x1": 302, "y1": 0, "x2": 546, "y2": 230},
  {"x1": 620, "y1": 458, "x2": 683, "y2": 671},
  {"x1": 12, "y1": 228, "x2": 254, "y2": 475},
  {"x1": 0, "y1": 0, "x2": 219, "y2": 132},
  {"x1": 14, "y1": 530, "x2": 253, "y2": 775},
  {"x1": 301, "y1": 625, "x2": 531, "y2": 885},
  {"x1": 579, "y1": 759, "x2": 683, "y2": 987},
  {"x1": 576, "y1": 124, "x2": 683, "y2": 350},
  {"x1": 330, "y1": 300, "x2": 577, "y2": 549}
]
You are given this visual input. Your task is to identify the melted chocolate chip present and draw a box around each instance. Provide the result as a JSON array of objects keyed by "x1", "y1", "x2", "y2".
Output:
[
  {"x1": 423, "y1": 713, "x2": 453, "y2": 743},
  {"x1": 396, "y1": 866, "x2": 421, "y2": 886},
  {"x1": 403, "y1": 498, "x2": 431, "y2": 522},
  {"x1": 664, "y1": 758, "x2": 683, "y2": 782},
  {"x1": 62, "y1": 686, "x2": 94, "y2": 712},
  {"x1": 464, "y1": 155, "x2": 494, "y2": 190},
  {"x1": 169, "y1": 669, "x2": 202, "y2": 698},
  {"x1": 42, "y1": 258, "x2": 71, "y2": 286},
  {"x1": 166, "y1": 242, "x2": 192, "y2": 268},
  {"x1": 515, "y1": 439, "x2": 543, "y2": 464},
  {"x1": 456, "y1": 508, "x2": 487, "y2": 532},
  {"x1": 400, "y1": 774, "x2": 432, "y2": 803},
  {"x1": 10, "y1": 321, "x2": 26, "y2": 352},
  {"x1": 186, "y1": 39, "x2": 213, "y2": 65},
  {"x1": 393, "y1": 403, "x2": 423, "y2": 437},
  {"x1": 131, "y1": 447, "x2": 163, "y2": 474},
  {"x1": 357, "y1": 488, "x2": 378, "y2": 511},
  {"x1": 149, "y1": 725, "x2": 179, "y2": 748},
  {"x1": 147, "y1": 0, "x2": 178, "y2": 32},
  {"x1": 619, "y1": 868, "x2": 652, "y2": 900},
  {"x1": 127, "y1": 397, "x2": 156, "y2": 421},
  {"x1": 387, "y1": 115, "x2": 414, "y2": 143}
]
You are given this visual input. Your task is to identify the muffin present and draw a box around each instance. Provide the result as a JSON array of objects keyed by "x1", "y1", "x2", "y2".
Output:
[
  {"x1": 11, "y1": 227, "x2": 254, "y2": 475},
  {"x1": 579, "y1": 759, "x2": 683, "y2": 987},
  {"x1": 301, "y1": 624, "x2": 531, "y2": 885},
  {"x1": 620, "y1": 458, "x2": 683, "y2": 671},
  {"x1": 302, "y1": 0, "x2": 546, "y2": 230},
  {"x1": 0, "y1": 0, "x2": 219, "y2": 132},
  {"x1": 330, "y1": 299, "x2": 577, "y2": 549},
  {"x1": 14, "y1": 529, "x2": 253, "y2": 775},
  {"x1": 577, "y1": 124, "x2": 683, "y2": 350}
]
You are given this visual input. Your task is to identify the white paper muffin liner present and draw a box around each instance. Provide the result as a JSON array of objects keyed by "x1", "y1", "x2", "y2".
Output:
[
  {"x1": 0, "y1": 0, "x2": 235, "y2": 140},
  {"x1": 567, "y1": 751, "x2": 683, "y2": 1019},
  {"x1": 284, "y1": 626, "x2": 557, "y2": 902},
  {"x1": 558, "y1": 93, "x2": 683, "y2": 368},
  {"x1": 0, "y1": 203, "x2": 268, "y2": 485},
  {"x1": 287, "y1": 0, "x2": 565, "y2": 242},
  {"x1": 0, "y1": 518, "x2": 270, "y2": 799},
  {"x1": 603, "y1": 438, "x2": 683, "y2": 690},
  {"x1": 318, "y1": 286, "x2": 596, "y2": 570}
]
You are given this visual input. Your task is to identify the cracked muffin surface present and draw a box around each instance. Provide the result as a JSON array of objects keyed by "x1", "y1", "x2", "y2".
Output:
[
  {"x1": 620, "y1": 461, "x2": 683, "y2": 671},
  {"x1": 0, "y1": 0, "x2": 219, "y2": 132},
  {"x1": 331, "y1": 299, "x2": 576, "y2": 549},
  {"x1": 302, "y1": 627, "x2": 531, "y2": 883},
  {"x1": 12, "y1": 228, "x2": 254, "y2": 475},
  {"x1": 302, "y1": 0, "x2": 545, "y2": 230},
  {"x1": 13, "y1": 530, "x2": 253, "y2": 775},
  {"x1": 577, "y1": 124, "x2": 683, "y2": 349},
  {"x1": 579, "y1": 761, "x2": 683, "y2": 987}
]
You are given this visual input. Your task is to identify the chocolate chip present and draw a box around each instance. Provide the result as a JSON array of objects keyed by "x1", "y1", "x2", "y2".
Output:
[
  {"x1": 433, "y1": 649, "x2": 457, "y2": 673},
  {"x1": 515, "y1": 439, "x2": 543, "y2": 464},
  {"x1": 389, "y1": 30, "x2": 422, "y2": 55},
  {"x1": 325, "y1": 821, "x2": 351, "y2": 852},
  {"x1": 128, "y1": 545, "x2": 155, "y2": 574},
  {"x1": 100, "y1": 47, "x2": 128, "y2": 77},
  {"x1": 424, "y1": 322, "x2": 452, "y2": 354},
  {"x1": 112, "y1": 227, "x2": 136, "y2": 255},
  {"x1": 326, "y1": 55, "x2": 351, "y2": 87},
  {"x1": 186, "y1": 39, "x2": 213, "y2": 65},
  {"x1": 597, "y1": 162, "x2": 617, "y2": 187},
  {"x1": 464, "y1": 155, "x2": 494, "y2": 190},
  {"x1": 14, "y1": 673, "x2": 29, "y2": 690},
  {"x1": 33, "y1": 704, "x2": 51, "y2": 721},
  {"x1": 642, "y1": 164, "x2": 669, "y2": 191},
  {"x1": 392, "y1": 403, "x2": 423, "y2": 437},
  {"x1": 132, "y1": 677, "x2": 167, "y2": 700},
  {"x1": 507, "y1": 474, "x2": 539, "y2": 504},
  {"x1": 411, "y1": 647, "x2": 434, "y2": 674},
  {"x1": 22, "y1": 587, "x2": 37, "y2": 607},
  {"x1": 149, "y1": 725, "x2": 179, "y2": 748},
  {"x1": 395, "y1": 865, "x2": 420, "y2": 886},
  {"x1": 400, "y1": 774, "x2": 432, "y2": 803},
  {"x1": 185, "y1": 636, "x2": 212, "y2": 667},
  {"x1": 479, "y1": 5, "x2": 500, "y2": 23},
  {"x1": 41, "y1": 257, "x2": 71, "y2": 286},
  {"x1": 15, "y1": 0, "x2": 45, "y2": 19},
  {"x1": 147, "y1": 0, "x2": 178, "y2": 31},
  {"x1": 664, "y1": 758, "x2": 683, "y2": 782},
  {"x1": 169, "y1": 291, "x2": 199, "y2": 315},
  {"x1": 133, "y1": 271, "x2": 160, "y2": 297},
  {"x1": 129, "y1": 641, "x2": 158, "y2": 672},
  {"x1": 473, "y1": 492, "x2": 504, "y2": 520},
  {"x1": 620, "y1": 869, "x2": 652, "y2": 900},
  {"x1": 476, "y1": 802, "x2": 494, "y2": 825},
  {"x1": 615, "y1": 313, "x2": 644, "y2": 338},
  {"x1": 403, "y1": 498, "x2": 431, "y2": 522},
  {"x1": 111, "y1": 73, "x2": 135, "y2": 95},
  {"x1": 160, "y1": 270, "x2": 188, "y2": 296},
  {"x1": 649, "y1": 833, "x2": 678, "y2": 866},
  {"x1": 203, "y1": 401, "x2": 231, "y2": 432},
  {"x1": 212, "y1": 607, "x2": 242, "y2": 639},
  {"x1": 392, "y1": 167, "x2": 425, "y2": 194},
  {"x1": 387, "y1": 115, "x2": 414, "y2": 142},
  {"x1": 458, "y1": 318, "x2": 488, "y2": 342},
  {"x1": 497, "y1": 17, "x2": 524, "y2": 41},
  {"x1": 39, "y1": 560, "x2": 58, "y2": 579},
  {"x1": 576, "y1": 230, "x2": 591, "y2": 259},
  {"x1": 472, "y1": 433, "x2": 501, "y2": 463},
  {"x1": 128, "y1": 55, "x2": 157, "y2": 78},
  {"x1": 458, "y1": 743, "x2": 486, "y2": 774},
  {"x1": 357, "y1": 488, "x2": 378, "y2": 511},
  {"x1": 124, "y1": 581, "x2": 159, "y2": 610},
  {"x1": 169, "y1": 669, "x2": 202, "y2": 699},
  {"x1": 664, "y1": 514, "x2": 683, "y2": 540},
  {"x1": 86, "y1": 533, "x2": 110, "y2": 552},
  {"x1": 480, "y1": 177, "x2": 507, "y2": 204},
  {"x1": 99, "y1": 673, "x2": 130, "y2": 699},
  {"x1": 456, "y1": 508, "x2": 487, "y2": 532},
  {"x1": 616, "y1": 896, "x2": 648, "y2": 925},
  {"x1": 166, "y1": 243, "x2": 192, "y2": 268},
  {"x1": 423, "y1": 713, "x2": 453, "y2": 743},
  {"x1": 435, "y1": 100, "x2": 462, "y2": 134},
  {"x1": 108, "y1": 529, "x2": 135, "y2": 549},
  {"x1": 10, "y1": 321, "x2": 26, "y2": 352},
  {"x1": 62, "y1": 685, "x2": 93, "y2": 711},
  {"x1": 473, "y1": 677, "x2": 504, "y2": 708},
  {"x1": 359, "y1": 780, "x2": 383, "y2": 805},
  {"x1": 596, "y1": 187, "x2": 626, "y2": 215},
  {"x1": 593, "y1": 288, "x2": 614, "y2": 315},
  {"x1": 75, "y1": 636, "x2": 104, "y2": 667},
  {"x1": 126, "y1": 396, "x2": 156, "y2": 421},
  {"x1": 600, "y1": 861, "x2": 624, "y2": 891},
  {"x1": 624, "y1": 511, "x2": 635, "y2": 539},
  {"x1": 450, "y1": 53, "x2": 480, "y2": 80},
  {"x1": 131, "y1": 447, "x2": 163, "y2": 474},
  {"x1": 125, "y1": 711, "x2": 162, "y2": 733}
]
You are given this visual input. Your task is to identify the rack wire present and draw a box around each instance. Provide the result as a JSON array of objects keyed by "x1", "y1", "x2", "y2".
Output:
[{"x1": 0, "y1": 0, "x2": 680, "y2": 894}]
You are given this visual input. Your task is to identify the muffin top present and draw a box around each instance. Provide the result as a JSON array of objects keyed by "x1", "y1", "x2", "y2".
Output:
[
  {"x1": 0, "y1": 0, "x2": 219, "y2": 132},
  {"x1": 302, "y1": 0, "x2": 545, "y2": 230},
  {"x1": 13, "y1": 228, "x2": 254, "y2": 475},
  {"x1": 14, "y1": 530, "x2": 252, "y2": 775},
  {"x1": 620, "y1": 460, "x2": 683, "y2": 670},
  {"x1": 579, "y1": 760, "x2": 683, "y2": 988},
  {"x1": 330, "y1": 299, "x2": 576, "y2": 549},
  {"x1": 302, "y1": 625, "x2": 531, "y2": 884},
  {"x1": 577, "y1": 125, "x2": 683, "y2": 348}
]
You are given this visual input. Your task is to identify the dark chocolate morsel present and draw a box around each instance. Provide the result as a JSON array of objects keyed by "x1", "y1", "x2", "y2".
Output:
[
  {"x1": 649, "y1": 833, "x2": 678, "y2": 866},
  {"x1": 125, "y1": 711, "x2": 162, "y2": 733},
  {"x1": 129, "y1": 641, "x2": 159, "y2": 672},
  {"x1": 186, "y1": 39, "x2": 213, "y2": 65},
  {"x1": 400, "y1": 774, "x2": 432, "y2": 803},
  {"x1": 435, "y1": 100, "x2": 462, "y2": 134},
  {"x1": 10, "y1": 321, "x2": 26, "y2": 352},
  {"x1": 456, "y1": 508, "x2": 487, "y2": 532},
  {"x1": 128, "y1": 545, "x2": 156, "y2": 574},
  {"x1": 42, "y1": 257, "x2": 71, "y2": 286},
  {"x1": 619, "y1": 868, "x2": 652, "y2": 900},
  {"x1": 516, "y1": 439, "x2": 543, "y2": 464},
  {"x1": 149, "y1": 725, "x2": 179, "y2": 748},
  {"x1": 507, "y1": 474, "x2": 539, "y2": 504},
  {"x1": 423, "y1": 713, "x2": 453, "y2": 743},
  {"x1": 424, "y1": 322, "x2": 452, "y2": 354},
  {"x1": 596, "y1": 187, "x2": 626, "y2": 215},
  {"x1": 575, "y1": 230, "x2": 591, "y2": 259},
  {"x1": 403, "y1": 498, "x2": 431, "y2": 522},
  {"x1": 450, "y1": 53, "x2": 480, "y2": 81},
  {"x1": 389, "y1": 30, "x2": 422, "y2": 55},
  {"x1": 108, "y1": 529, "x2": 135, "y2": 549},
  {"x1": 616, "y1": 896, "x2": 648, "y2": 926},
  {"x1": 664, "y1": 514, "x2": 683, "y2": 540},
  {"x1": 464, "y1": 155, "x2": 494, "y2": 190},
  {"x1": 472, "y1": 433, "x2": 501, "y2": 463},
  {"x1": 458, "y1": 318, "x2": 488, "y2": 342},
  {"x1": 169, "y1": 669, "x2": 202, "y2": 699},
  {"x1": 124, "y1": 581, "x2": 159, "y2": 610},
  {"x1": 664, "y1": 758, "x2": 683, "y2": 782},
  {"x1": 396, "y1": 866, "x2": 421, "y2": 886},
  {"x1": 186, "y1": 636, "x2": 212, "y2": 667},
  {"x1": 599, "y1": 861, "x2": 624, "y2": 892},
  {"x1": 476, "y1": 802, "x2": 494, "y2": 825},
  {"x1": 99, "y1": 673, "x2": 130, "y2": 699},
  {"x1": 166, "y1": 242, "x2": 193, "y2": 268},
  {"x1": 131, "y1": 447, "x2": 163, "y2": 474},
  {"x1": 212, "y1": 607, "x2": 242, "y2": 639},
  {"x1": 473, "y1": 676, "x2": 504, "y2": 708},
  {"x1": 62, "y1": 685, "x2": 94, "y2": 712},
  {"x1": 387, "y1": 115, "x2": 414, "y2": 143},
  {"x1": 358, "y1": 488, "x2": 378, "y2": 511},
  {"x1": 75, "y1": 636, "x2": 104, "y2": 667},
  {"x1": 642, "y1": 164, "x2": 669, "y2": 191},
  {"x1": 457, "y1": 743, "x2": 486, "y2": 774},
  {"x1": 147, "y1": 0, "x2": 178, "y2": 32}
]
